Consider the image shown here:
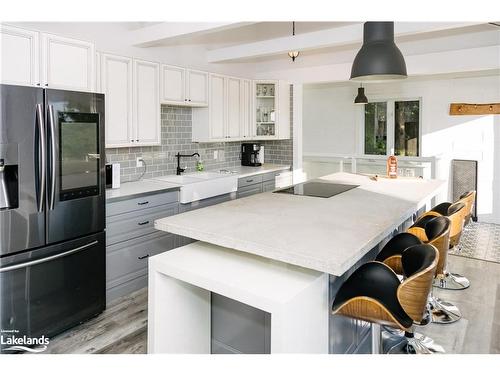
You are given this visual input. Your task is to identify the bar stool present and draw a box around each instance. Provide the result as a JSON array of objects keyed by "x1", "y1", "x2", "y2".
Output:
[
  {"x1": 407, "y1": 216, "x2": 461, "y2": 324},
  {"x1": 458, "y1": 191, "x2": 476, "y2": 226},
  {"x1": 332, "y1": 244, "x2": 441, "y2": 354},
  {"x1": 417, "y1": 202, "x2": 469, "y2": 290},
  {"x1": 375, "y1": 232, "x2": 423, "y2": 275}
]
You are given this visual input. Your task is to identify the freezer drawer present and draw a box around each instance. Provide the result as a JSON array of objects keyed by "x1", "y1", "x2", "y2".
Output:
[{"x1": 0, "y1": 232, "x2": 105, "y2": 348}]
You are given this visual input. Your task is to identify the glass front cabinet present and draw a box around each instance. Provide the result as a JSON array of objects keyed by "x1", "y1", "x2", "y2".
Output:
[{"x1": 253, "y1": 80, "x2": 290, "y2": 140}]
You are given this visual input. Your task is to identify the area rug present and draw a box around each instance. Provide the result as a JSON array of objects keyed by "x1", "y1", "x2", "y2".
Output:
[{"x1": 449, "y1": 221, "x2": 500, "y2": 264}]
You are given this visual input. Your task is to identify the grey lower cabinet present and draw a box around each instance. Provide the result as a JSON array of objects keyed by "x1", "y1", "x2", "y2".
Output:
[
  {"x1": 236, "y1": 170, "x2": 286, "y2": 198},
  {"x1": 105, "y1": 190, "x2": 179, "y2": 305}
]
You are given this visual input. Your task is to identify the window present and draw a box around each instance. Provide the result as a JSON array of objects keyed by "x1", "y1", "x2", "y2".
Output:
[
  {"x1": 364, "y1": 102, "x2": 387, "y2": 155},
  {"x1": 363, "y1": 99, "x2": 420, "y2": 156}
]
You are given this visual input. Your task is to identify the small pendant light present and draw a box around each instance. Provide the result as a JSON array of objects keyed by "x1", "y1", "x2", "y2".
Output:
[
  {"x1": 288, "y1": 22, "x2": 300, "y2": 62},
  {"x1": 354, "y1": 85, "x2": 368, "y2": 105},
  {"x1": 350, "y1": 22, "x2": 407, "y2": 81}
]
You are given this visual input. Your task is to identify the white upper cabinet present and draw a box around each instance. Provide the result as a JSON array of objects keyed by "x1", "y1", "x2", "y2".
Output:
[
  {"x1": 0, "y1": 25, "x2": 40, "y2": 86},
  {"x1": 241, "y1": 79, "x2": 253, "y2": 139},
  {"x1": 0, "y1": 25, "x2": 96, "y2": 91},
  {"x1": 209, "y1": 74, "x2": 226, "y2": 140},
  {"x1": 41, "y1": 33, "x2": 95, "y2": 91},
  {"x1": 160, "y1": 65, "x2": 208, "y2": 107},
  {"x1": 100, "y1": 53, "x2": 134, "y2": 147},
  {"x1": 186, "y1": 69, "x2": 208, "y2": 106},
  {"x1": 100, "y1": 53, "x2": 160, "y2": 148},
  {"x1": 160, "y1": 64, "x2": 185, "y2": 104},
  {"x1": 133, "y1": 59, "x2": 160, "y2": 146},
  {"x1": 226, "y1": 77, "x2": 242, "y2": 139}
]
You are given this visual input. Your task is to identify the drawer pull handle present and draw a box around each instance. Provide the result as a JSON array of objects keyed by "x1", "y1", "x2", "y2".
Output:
[
  {"x1": 246, "y1": 179, "x2": 254, "y2": 183},
  {"x1": 137, "y1": 201, "x2": 149, "y2": 206},
  {"x1": 138, "y1": 254, "x2": 150, "y2": 260},
  {"x1": 138, "y1": 221, "x2": 150, "y2": 226}
]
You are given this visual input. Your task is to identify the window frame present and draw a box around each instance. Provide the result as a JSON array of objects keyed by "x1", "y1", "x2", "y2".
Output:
[{"x1": 358, "y1": 96, "x2": 422, "y2": 157}]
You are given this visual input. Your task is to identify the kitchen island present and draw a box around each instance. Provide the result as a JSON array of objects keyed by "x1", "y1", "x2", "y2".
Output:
[{"x1": 150, "y1": 172, "x2": 445, "y2": 354}]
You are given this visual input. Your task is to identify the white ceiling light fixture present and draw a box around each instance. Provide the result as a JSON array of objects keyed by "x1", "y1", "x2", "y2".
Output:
[{"x1": 287, "y1": 22, "x2": 300, "y2": 62}]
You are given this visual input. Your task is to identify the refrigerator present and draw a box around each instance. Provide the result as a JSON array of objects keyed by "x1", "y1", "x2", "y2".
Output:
[{"x1": 0, "y1": 84, "x2": 106, "y2": 350}]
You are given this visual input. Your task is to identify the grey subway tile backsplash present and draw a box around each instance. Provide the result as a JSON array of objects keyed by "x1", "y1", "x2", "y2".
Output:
[{"x1": 105, "y1": 86, "x2": 294, "y2": 182}]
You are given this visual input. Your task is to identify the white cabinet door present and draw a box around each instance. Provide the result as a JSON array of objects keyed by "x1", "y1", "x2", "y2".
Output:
[
  {"x1": 160, "y1": 64, "x2": 185, "y2": 104},
  {"x1": 226, "y1": 77, "x2": 241, "y2": 139},
  {"x1": 0, "y1": 25, "x2": 39, "y2": 86},
  {"x1": 133, "y1": 59, "x2": 160, "y2": 146},
  {"x1": 41, "y1": 33, "x2": 95, "y2": 91},
  {"x1": 101, "y1": 53, "x2": 134, "y2": 148},
  {"x1": 186, "y1": 69, "x2": 208, "y2": 106},
  {"x1": 241, "y1": 79, "x2": 253, "y2": 139},
  {"x1": 209, "y1": 74, "x2": 226, "y2": 140}
]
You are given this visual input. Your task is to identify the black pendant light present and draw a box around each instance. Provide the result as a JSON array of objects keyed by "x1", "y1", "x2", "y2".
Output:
[
  {"x1": 288, "y1": 22, "x2": 300, "y2": 62},
  {"x1": 354, "y1": 85, "x2": 368, "y2": 105},
  {"x1": 350, "y1": 22, "x2": 407, "y2": 81}
]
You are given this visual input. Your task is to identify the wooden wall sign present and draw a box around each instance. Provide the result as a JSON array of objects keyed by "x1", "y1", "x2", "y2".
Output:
[{"x1": 450, "y1": 103, "x2": 500, "y2": 115}]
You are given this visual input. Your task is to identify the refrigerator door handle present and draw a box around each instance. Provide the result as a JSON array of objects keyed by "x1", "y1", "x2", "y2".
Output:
[
  {"x1": 48, "y1": 104, "x2": 57, "y2": 210},
  {"x1": 0, "y1": 240, "x2": 98, "y2": 273},
  {"x1": 35, "y1": 103, "x2": 46, "y2": 212}
]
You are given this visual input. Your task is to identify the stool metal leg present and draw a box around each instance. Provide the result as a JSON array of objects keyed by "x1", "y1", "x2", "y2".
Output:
[
  {"x1": 405, "y1": 331, "x2": 445, "y2": 354},
  {"x1": 371, "y1": 323, "x2": 381, "y2": 354},
  {"x1": 384, "y1": 327, "x2": 445, "y2": 354},
  {"x1": 429, "y1": 293, "x2": 462, "y2": 324},
  {"x1": 433, "y1": 256, "x2": 470, "y2": 290},
  {"x1": 433, "y1": 272, "x2": 470, "y2": 290}
]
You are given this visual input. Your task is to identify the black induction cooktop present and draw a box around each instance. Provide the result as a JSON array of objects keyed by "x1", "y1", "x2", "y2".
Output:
[{"x1": 274, "y1": 180, "x2": 359, "y2": 198}]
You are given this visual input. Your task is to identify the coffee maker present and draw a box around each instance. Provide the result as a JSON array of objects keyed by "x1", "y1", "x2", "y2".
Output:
[{"x1": 241, "y1": 143, "x2": 263, "y2": 167}]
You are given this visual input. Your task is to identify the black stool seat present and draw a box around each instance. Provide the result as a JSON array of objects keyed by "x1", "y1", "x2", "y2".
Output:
[
  {"x1": 332, "y1": 262, "x2": 413, "y2": 329},
  {"x1": 376, "y1": 233, "x2": 422, "y2": 266},
  {"x1": 332, "y1": 244, "x2": 438, "y2": 331}
]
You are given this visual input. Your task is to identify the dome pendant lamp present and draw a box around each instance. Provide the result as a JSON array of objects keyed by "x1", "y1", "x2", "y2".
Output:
[
  {"x1": 354, "y1": 85, "x2": 368, "y2": 105},
  {"x1": 350, "y1": 22, "x2": 407, "y2": 81}
]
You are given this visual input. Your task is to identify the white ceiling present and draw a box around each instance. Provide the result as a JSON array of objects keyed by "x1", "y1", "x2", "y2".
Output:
[{"x1": 149, "y1": 22, "x2": 357, "y2": 47}]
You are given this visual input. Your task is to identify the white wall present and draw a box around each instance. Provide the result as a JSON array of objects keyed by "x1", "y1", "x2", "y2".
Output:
[{"x1": 303, "y1": 74, "x2": 500, "y2": 223}]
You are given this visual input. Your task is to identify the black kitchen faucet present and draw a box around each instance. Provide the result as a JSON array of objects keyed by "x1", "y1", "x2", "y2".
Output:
[{"x1": 175, "y1": 152, "x2": 200, "y2": 175}]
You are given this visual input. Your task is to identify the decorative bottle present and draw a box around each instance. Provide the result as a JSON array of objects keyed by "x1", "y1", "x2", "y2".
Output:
[{"x1": 387, "y1": 155, "x2": 398, "y2": 179}]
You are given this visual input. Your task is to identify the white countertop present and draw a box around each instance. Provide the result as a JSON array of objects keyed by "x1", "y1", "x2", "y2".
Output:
[
  {"x1": 155, "y1": 172, "x2": 445, "y2": 276},
  {"x1": 106, "y1": 164, "x2": 290, "y2": 203}
]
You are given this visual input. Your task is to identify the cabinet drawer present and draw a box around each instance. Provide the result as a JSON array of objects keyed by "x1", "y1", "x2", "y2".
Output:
[
  {"x1": 237, "y1": 183, "x2": 263, "y2": 198},
  {"x1": 106, "y1": 231, "x2": 175, "y2": 288},
  {"x1": 106, "y1": 202, "x2": 178, "y2": 245},
  {"x1": 262, "y1": 169, "x2": 288, "y2": 182},
  {"x1": 106, "y1": 190, "x2": 178, "y2": 217},
  {"x1": 238, "y1": 174, "x2": 263, "y2": 188}
]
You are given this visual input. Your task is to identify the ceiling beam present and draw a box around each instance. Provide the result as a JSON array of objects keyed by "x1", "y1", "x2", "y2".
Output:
[
  {"x1": 130, "y1": 22, "x2": 254, "y2": 47},
  {"x1": 207, "y1": 22, "x2": 483, "y2": 63},
  {"x1": 253, "y1": 45, "x2": 500, "y2": 84}
]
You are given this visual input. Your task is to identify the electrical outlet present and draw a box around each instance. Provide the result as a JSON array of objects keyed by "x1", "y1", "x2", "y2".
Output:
[
  {"x1": 213, "y1": 150, "x2": 218, "y2": 160},
  {"x1": 136, "y1": 157, "x2": 144, "y2": 167}
]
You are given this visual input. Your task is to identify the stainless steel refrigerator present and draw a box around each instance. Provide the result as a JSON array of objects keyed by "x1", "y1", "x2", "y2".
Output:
[{"x1": 0, "y1": 84, "x2": 106, "y2": 350}]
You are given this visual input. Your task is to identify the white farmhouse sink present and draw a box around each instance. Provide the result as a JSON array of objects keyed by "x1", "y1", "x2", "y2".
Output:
[{"x1": 152, "y1": 172, "x2": 238, "y2": 204}]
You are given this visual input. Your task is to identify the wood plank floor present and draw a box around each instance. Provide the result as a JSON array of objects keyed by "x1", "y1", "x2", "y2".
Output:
[
  {"x1": 41, "y1": 287, "x2": 148, "y2": 354},
  {"x1": 39, "y1": 255, "x2": 500, "y2": 354}
]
